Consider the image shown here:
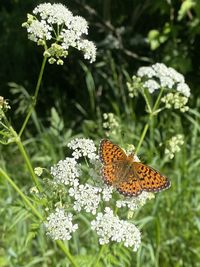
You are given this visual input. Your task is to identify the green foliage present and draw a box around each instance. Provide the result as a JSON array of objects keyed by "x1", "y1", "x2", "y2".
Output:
[{"x1": 1, "y1": 1, "x2": 200, "y2": 267}]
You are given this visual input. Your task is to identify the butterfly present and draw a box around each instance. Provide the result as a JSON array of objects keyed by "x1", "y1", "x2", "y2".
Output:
[{"x1": 99, "y1": 139, "x2": 171, "y2": 197}]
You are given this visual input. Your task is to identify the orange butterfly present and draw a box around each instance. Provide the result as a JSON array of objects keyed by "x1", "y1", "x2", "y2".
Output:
[{"x1": 99, "y1": 139, "x2": 171, "y2": 197}]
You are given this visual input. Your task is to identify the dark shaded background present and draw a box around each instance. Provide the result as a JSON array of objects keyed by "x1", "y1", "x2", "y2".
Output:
[{"x1": 0, "y1": 0, "x2": 200, "y2": 131}]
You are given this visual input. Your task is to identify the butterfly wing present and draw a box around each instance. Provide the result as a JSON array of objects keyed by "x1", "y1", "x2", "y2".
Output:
[
  {"x1": 99, "y1": 139, "x2": 127, "y2": 186},
  {"x1": 133, "y1": 162, "x2": 171, "y2": 193},
  {"x1": 99, "y1": 139, "x2": 127, "y2": 164},
  {"x1": 116, "y1": 170, "x2": 142, "y2": 197}
]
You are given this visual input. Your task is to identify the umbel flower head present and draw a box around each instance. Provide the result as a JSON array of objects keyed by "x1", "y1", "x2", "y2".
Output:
[
  {"x1": 22, "y1": 3, "x2": 96, "y2": 64},
  {"x1": 43, "y1": 138, "x2": 153, "y2": 251},
  {"x1": 127, "y1": 63, "x2": 191, "y2": 112}
]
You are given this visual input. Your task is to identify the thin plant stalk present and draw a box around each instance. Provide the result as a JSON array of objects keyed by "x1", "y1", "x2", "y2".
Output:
[
  {"x1": 93, "y1": 244, "x2": 106, "y2": 267},
  {"x1": 9, "y1": 125, "x2": 42, "y2": 191},
  {"x1": 0, "y1": 168, "x2": 79, "y2": 267},
  {"x1": 0, "y1": 167, "x2": 43, "y2": 220},
  {"x1": 19, "y1": 56, "x2": 47, "y2": 137},
  {"x1": 135, "y1": 88, "x2": 164, "y2": 154}
]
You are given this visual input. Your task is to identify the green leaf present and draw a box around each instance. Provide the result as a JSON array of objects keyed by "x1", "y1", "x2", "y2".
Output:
[{"x1": 178, "y1": 0, "x2": 196, "y2": 21}]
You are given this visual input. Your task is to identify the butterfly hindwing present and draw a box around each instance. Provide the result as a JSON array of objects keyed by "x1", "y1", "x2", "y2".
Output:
[
  {"x1": 117, "y1": 179, "x2": 142, "y2": 196},
  {"x1": 133, "y1": 162, "x2": 171, "y2": 192}
]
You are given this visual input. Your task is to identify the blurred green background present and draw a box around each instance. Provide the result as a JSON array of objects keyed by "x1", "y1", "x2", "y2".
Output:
[{"x1": 0, "y1": 0, "x2": 200, "y2": 266}]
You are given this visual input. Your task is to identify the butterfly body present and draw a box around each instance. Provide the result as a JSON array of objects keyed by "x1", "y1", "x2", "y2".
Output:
[{"x1": 99, "y1": 139, "x2": 171, "y2": 197}]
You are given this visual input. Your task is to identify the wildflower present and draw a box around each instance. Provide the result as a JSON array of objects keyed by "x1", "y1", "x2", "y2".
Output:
[
  {"x1": 137, "y1": 66, "x2": 156, "y2": 78},
  {"x1": 165, "y1": 134, "x2": 184, "y2": 159},
  {"x1": 161, "y1": 92, "x2": 189, "y2": 112},
  {"x1": 30, "y1": 186, "x2": 39, "y2": 194},
  {"x1": 136, "y1": 63, "x2": 191, "y2": 96},
  {"x1": 67, "y1": 138, "x2": 97, "y2": 160},
  {"x1": 0, "y1": 96, "x2": 11, "y2": 120},
  {"x1": 116, "y1": 192, "x2": 154, "y2": 211},
  {"x1": 50, "y1": 157, "x2": 80, "y2": 187},
  {"x1": 22, "y1": 3, "x2": 96, "y2": 64},
  {"x1": 91, "y1": 207, "x2": 141, "y2": 251},
  {"x1": 143, "y1": 79, "x2": 160, "y2": 93},
  {"x1": 126, "y1": 76, "x2": 142, "y2": 98},
  {"x1": 34, "y1": 167, "x2": 43, "y2": 176},
  {"x1": 69, "y1": 183, "x2": 101, "y2": 214},
  {"x1": 103, "y1": 113, "x2": 120, "y2": 137},
  {"x1": 101, "y1": 185, "x2": 113, "y2": 201},
  {"x1": 0, "y1": 96, "x2": 11, "y2": 111},
  {"x1": 44, "y1": 208, "x2": 78, "y2": 240}
]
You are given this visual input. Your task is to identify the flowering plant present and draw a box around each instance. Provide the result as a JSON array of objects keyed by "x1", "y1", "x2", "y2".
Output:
[
  {"x1": 41, "y1": 138, "x2": 154, "y2": 253},
  {"x1": 22, "y1": 3, "x2": 96, "y2": 65}
]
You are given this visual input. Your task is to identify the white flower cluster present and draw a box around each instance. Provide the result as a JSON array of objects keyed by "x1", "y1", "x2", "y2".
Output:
[
  {"x1": 126, "y1": 76, "x2": 142, "y2": 98},
  {"x1": 0, "y1": 96, "x2": 11, "y2": 116},
  {"x1": 69, "y1": 184, "x2": 113, "y2": 214},
  {"x1": 50, "y1": 157, "x2": 80, "y2": 187},
  {"x1": 67, "y1": 138, "x2": 97, "y2": 160},
  {"x1": 165, "y1": 134, "x2": 184, "y2": 159},
  {"x1": 116, "y1": 191, "x2": 154, "y2": 211},
  {"x1": 46, "y1": 137, "x2": 152, "y2": 251},
  {"x1": 22, "y1": 3, "x2": 96, "y2": 64},
  {"x1": 137, "y1": 63, "x2": 191, "y2": 97},
  {"x1": 44, "y1": 208, "x2": 78, "y2": 240},
  {"x1": 101, "y1": 185, "x2": 114, "y2": 201},
  {"x1": 91, "y1": 207, "x2": 141, "y2": 251},
  {"x1": 103, "y1": 113, "x2": 120, "y2": 137},
  {"x1": 69, "y1": 184, "x2": 101, "y2": 215},
  {"x1": 161, "y1": 92, "x2": 189, "y2": 112}
]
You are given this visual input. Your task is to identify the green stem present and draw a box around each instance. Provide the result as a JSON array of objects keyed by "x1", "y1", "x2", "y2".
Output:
[
  {"x1": 19, "y1": 56, "x2": 47, "y2": 137},
  {"x1": 135, "y1": 123, "x2": 149, "y2": 154},
  {"x1": 135, "y1": 88, "x2": 164, "y2": 154},
  {"x1": 93, "y1": 245, "x2": 106, "y2": 267},
  {"x1": 0, "y1": 169, "x2": 79, "y2": 267},
  {"x1": 9, "y1": 126, "x2": 42, "y2": 191},
  {"x1": 56, "y1": 241, "x2": 79, "y2": 267},
  {"x1": 0, "y1": 168, "x2": 43, "y2": 220},
  {"x1": 152, "y1": 88, "x2": 164, "y2": 114},
  {"x1": 142, "y1": 89, "x2": 152, "y2": 113}
]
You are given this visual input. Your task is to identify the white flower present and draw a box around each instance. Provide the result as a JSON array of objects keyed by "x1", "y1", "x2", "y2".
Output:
[
  {"x1": 44, "y1": 208, "x2": 78, "y2": 240},
  {"x1": 23, "y1": 3, "x2": 96, "y2": 64},
  {"x1": 77, "y1": 39, "x2": 96, "y2": 63},
  {"x1": 50, "y1": 157, "x2": 80, "y2": 187},
  {"x1": 102, "y1": 113, "x2": 120, "y2": 137},
  {"x1": 116, "y1": 191, "x2": 154, "y2": 211},
  {"x1": 137, "y1": 66, "x2": 156, "y2": 78},
  {"x1": 136, "y1": 63, "x2": 191, "y2": 97},
  {"x1": 165, "y1": 134, "x2": 184, "y2": 159},
  {"x1": 69, "y1": 183, "x2": 101, "y2": 214},
  {"x1": 159, "y1": 76, "x2": 174, "y2": 89},
  {"x1": 152, "y1": 63, "x2": 170, "y2": 77},
  {"x1": 33, "y1": 3, "x2": 73, "y2": 26},
  {"x1": 101, "y1": 185, "x2": 113, "y2": 201},
  {"x1": 177, "y1": 83, "x2": 191, "y2": 97},
  {"x1": 161, "y1": 92, "x2": 189, "y2": 112},
  {"x1": 91, "y1": 207, "x2": 141, "y2": 251},
  {"x1": 68, "y1": 138, "x2": 97, "y2": 160},
  {"x1": 27, "y1": 19, "x2": 52, "y2": 42},
  {"x1": 61, "y1": 29, "x2": 78, "y2": 50},
  {"x1": 70, "y1": 16, "x2": 88, "y2": 36},
  {"x1": 143, "y1": 79, "x2": 160, "y2": 93},
  {"x1": 168, "y1": 67, "x2": 184, "y2": 83}
]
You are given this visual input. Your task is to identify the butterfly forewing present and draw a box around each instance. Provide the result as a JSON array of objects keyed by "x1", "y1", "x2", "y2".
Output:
[{"x1": 99, "y1": 139, "x2": 126, "y2": 165}]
